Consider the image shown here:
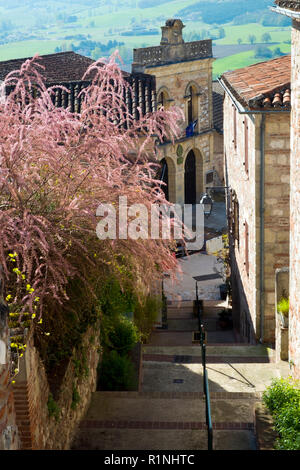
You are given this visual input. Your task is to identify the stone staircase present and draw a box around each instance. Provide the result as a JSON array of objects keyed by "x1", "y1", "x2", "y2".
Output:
[{"x1": 71, "y1": 299, "x2": 289, "y2": 450}]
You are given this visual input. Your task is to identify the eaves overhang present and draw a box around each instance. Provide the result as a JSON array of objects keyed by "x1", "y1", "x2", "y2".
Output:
[{"x1": 270, "y1": 5, "x2": 300, "y2": 18}]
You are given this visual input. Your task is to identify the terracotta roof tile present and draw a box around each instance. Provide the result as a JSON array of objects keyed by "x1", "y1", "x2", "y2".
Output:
[
  {"x1": 0, "y1": 51, "x2": 96, "y2": 83},
  {"x1": 0, "y1": 52, "x2": 156, "y2": 118},
  {"x1": 220, "y1": 55, "x2": 291, "y2": 110},
  {"x1": 275, "y1": 0, "x2": 300, "y2": 10},
  {"x1": 212, "y1": 80, "x2": 224, "y2": 133}
]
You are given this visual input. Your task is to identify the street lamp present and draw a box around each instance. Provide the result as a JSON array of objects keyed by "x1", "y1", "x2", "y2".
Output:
[{"x1": 200, "y1": 193, "x2": 213, "y2": 218}]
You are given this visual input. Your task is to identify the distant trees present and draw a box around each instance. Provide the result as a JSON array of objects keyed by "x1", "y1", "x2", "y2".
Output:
[
  {"x1": 260, "y1": 12, "x2": 291, "y2": 26},
  {"x1": 178, "y1": 0, "x2": 271, "y2": 25},
  {"x1": 218, "y1": 27, "x2": 226, "y2": 39},
  {"x1": 273, "y1": 47, "x2": 285, "y2": 57},
  {"x1": 237, "y1": 38, "x2": 243, "y2": 45},
  {"x1": 261, "y1": 32, "x2": 272, "y2": 43},
  {"x1": 248, "y1": 35, "x2": 256, "y2": 45},
  {"x1": 55, "y1": 39, "x2": 125, "y2": 58},
  {"x1": 254, "y1": 45, "x2": 285, "y2": 59},
  {"x1": 0, "y1": 20, "x2": 14, "y2": 31},
  {"x1": 184, "y1": 27, "x2": 225, "y2": 43},
  {"x1": 254, "y1": 45, "x2": 272, "y2": 59}
]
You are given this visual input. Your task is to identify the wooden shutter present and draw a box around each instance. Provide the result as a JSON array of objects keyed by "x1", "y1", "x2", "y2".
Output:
[{"x1": 234, "y1": 197, "x2": 239, "y2": 245}]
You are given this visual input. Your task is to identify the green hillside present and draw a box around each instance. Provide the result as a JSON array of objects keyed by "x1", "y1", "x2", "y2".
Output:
[{"x1": 0, "y1": 0, "x2": 291, "y2": 76}]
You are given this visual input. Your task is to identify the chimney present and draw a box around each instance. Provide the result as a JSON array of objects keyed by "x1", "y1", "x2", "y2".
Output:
[{"x1": 160, "y1": 19, "x2": 185, "y2": 46}]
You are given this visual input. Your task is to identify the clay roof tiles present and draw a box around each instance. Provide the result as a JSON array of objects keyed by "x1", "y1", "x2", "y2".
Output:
[
  {"x1": 220, "y1": 55, "x2": 291, "y2": 110},
  {"x1": 275, "y1": 0, "x2": 300, "y2": 10},
  {"x1": 212, "y1": 80, "x2": 224, "y2": 133},
  {"x1": 0, "y1": 51, "x2": 96, "y2": 83},
  {"x1": 0, "y1": 51, "x2": 156, "y2": 117}
]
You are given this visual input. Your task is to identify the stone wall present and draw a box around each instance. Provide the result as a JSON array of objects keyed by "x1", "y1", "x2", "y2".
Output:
[
  {"x1": 0, "y1": 323, "x2": 19, "y2": 450},
  {"x1": 224, "y1": 95, "x2": 260, "y2": 342},
  {"x1": 289, "y1": 19, "x2": 300, "y2": 378},
  {"x1": 224, "y1": 94, "x2": 290, "y2": 343},
  {"x1": 133, "y1": 39, "x2": 212, "y2": 70},
  {"x1": 263, "y1": 113, "x2": 290, "y2": 342},
  {"x1": 0, "y1": 268, "x2": 19, "y2": 450},
  {"x1": 13, "y1": 322, "x2": 101, "y2": 449}
]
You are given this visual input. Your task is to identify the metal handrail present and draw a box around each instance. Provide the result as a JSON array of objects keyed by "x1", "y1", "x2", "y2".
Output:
[{"x1": 196, "y1": 282, "x2": 213, "y2": 451}]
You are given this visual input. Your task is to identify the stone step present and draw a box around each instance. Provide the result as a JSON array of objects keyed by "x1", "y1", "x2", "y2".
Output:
[
  {"x1": 71, "y1": 428, "x2": 256, "y2": 451},
  {"x1": 167, "y1": 300, "x2": 194, "y2": 308},
  {"x1": 166, "y1": 311, "x2": 194, "y2": 319},
  {"x1": 71, "y1": 391, "x2": 258, "y2": 450},
  {"x1": 166, "y1": 318, "x2": 199, "y2": 331},
  {"x1": 78, "y1": 391, "x2": 257, "y2": 423}
]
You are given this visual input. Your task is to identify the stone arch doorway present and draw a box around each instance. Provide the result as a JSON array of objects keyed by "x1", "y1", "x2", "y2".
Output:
[
  {"x1": 184, "y1": 150, "x2": 196, "y2": 204},
  {"x1": 184, "y1": 149, "x2": 204, "y2": 204},
  {"x1": 159, "y1": 157, "x2": 176, "y2": 203},
  {"x1": 160, "y1": 158, "x2": 169, "y2": 200}
]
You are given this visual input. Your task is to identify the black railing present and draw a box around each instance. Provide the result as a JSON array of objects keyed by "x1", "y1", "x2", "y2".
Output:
[{"x1": 195, "y1": 282, "x2": 213, "y2": 451}]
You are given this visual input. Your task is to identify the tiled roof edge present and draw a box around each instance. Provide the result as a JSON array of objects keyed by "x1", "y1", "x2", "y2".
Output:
[{"x1": 220, "y1": 74, "x2": 291, "y2": 110}]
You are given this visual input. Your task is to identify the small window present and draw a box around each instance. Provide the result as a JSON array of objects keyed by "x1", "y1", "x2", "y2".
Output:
[
  {"x1": 187, "y1": 85, "x2": 198, "y2": 125},
  {"x1": 206, "y1": 171, "x2": 214, "y2": 184},
  {"x1": 157, "y1": 90, "x2": 170, "y2": 110}
]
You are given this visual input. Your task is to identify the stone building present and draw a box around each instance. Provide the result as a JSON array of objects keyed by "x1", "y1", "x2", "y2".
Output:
[
  {"x1": 272, "y1": 0, "x2": 300, "y2": 378},
  {"x1": 219, "y1": 55, "x2": 291, "y2": 343},
  {"x1": 132, "y1": 19, "x2": 224, "y2": 205}
]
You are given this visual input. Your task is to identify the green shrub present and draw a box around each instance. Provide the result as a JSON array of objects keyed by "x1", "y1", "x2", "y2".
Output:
[
  {"x1": 277, "y1": 297, "x2": 289, "y2": 317},
  {"x1": 275, "y1": 403, "x2": 300, "y2": 450},
  {"x1": 134, "y1": 295, "x2": 161, "y2": 342},
  {"x1": 71, "y1": 385, "x2": 81, "y2": 410},
  {"x1": 99, "y1": 277, "x2": 137, "y2": 317},
  {"x1": 263, "y1": 378, "x2": 300, "y2": 450},
  {"x1": 47, "y1": 393, "x2": 60, "y2": 421},
  {"x1": 263, "y1": 377, "x2": 298, "y2": 413},
  {"x1": 108, "y1": 315, "x2": 140, "y2": 355},
  {"x1": 97, "y1": 350, "x2": 137, "y2": 391}
]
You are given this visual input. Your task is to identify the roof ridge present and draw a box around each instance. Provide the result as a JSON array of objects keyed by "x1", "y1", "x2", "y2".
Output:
[{"x1": 0, "y1": 51, "x2": 93, "y2": 66}]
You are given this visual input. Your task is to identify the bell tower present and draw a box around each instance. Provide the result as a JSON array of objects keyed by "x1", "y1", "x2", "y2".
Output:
[{"x1": 160, "y1": 19, "x2": 185, "y2": 45}]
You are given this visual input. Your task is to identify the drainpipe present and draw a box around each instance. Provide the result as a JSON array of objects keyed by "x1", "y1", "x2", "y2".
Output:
[{"x1": 259, "y1": 114, "x2": 266, "y2": 344}]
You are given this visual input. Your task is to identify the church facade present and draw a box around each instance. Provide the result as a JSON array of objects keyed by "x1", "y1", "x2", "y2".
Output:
[{"x1": 132, "y1": 19, "x2": 224, "y2": 205}]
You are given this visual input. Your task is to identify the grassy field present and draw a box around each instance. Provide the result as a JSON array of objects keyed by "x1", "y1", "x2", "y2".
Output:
[
  {"x1": 0, "y1": 39, "x2": 73, "y2": 62},
  {"x1": 213, "y1": 42, "x2": 291, "y2": 78},
  {"x1": 215, "y1": 23, "x2": 291, "y2": 45},
  {"x1": 0, "y1": 1, "x2": 292, "y2": 78}
]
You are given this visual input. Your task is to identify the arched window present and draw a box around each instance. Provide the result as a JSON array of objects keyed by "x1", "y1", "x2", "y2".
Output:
[
  {"x1": 187, "y1": 86, "x2": 194, "y2": 124},
  {"x1": 186, "y1": 83, "x2": 199, "y2": 126},
  {"x1": 157, "y1": 89, "x2": 170, "y2": 110}
]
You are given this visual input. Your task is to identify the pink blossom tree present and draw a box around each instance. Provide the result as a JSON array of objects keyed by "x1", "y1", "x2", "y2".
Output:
[{"x1": 0, "y1": 53, "x2": 184, "y2": 316}]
